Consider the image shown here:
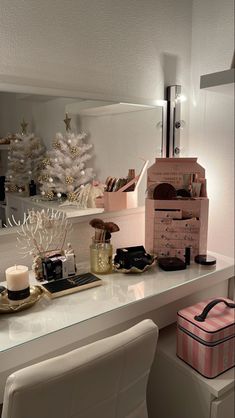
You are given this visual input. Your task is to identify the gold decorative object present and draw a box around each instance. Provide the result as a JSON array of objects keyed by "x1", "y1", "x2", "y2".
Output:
[
  {"x1": 8, "y1": 184, "x2": 18, "y2": 192},
  {"x1": 90, "y1": 241, "x2": 113, "y2": 274},
  {"x1": 53, "y1": 140, "x2": 62, "y2": 150},
  {"x1": 67, "y1": 192, "x2": 78, "y2": 202},
  {"x1": 45, "y1": 190, "x2": 54, "y2": 200},
  {"x1": 64, "y1": 113, "x2": 71, "y2": 132},
  {"x1": 21, "y1": 118, "x2": 28, "y2": 135},
  {"x1": 41, "y1": 158, "x2": 51, "y2": 168},
  {"x1": 0, "y1": 286, "x2": 44, "y2": 314},
  {"x1": 65, "y1": 175, "x2": 74, "y2": 185},
  {"x1": 70, "y1": 146, "x2": 80, "y2": 157}
]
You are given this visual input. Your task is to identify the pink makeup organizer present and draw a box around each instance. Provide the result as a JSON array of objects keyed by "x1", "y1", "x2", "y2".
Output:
[
  {"x1": 102, "y1": 160, "x2": 149, "y2": 212},
  {"x1": 145, "y1": 158, "x2": 209, "y2": 260}
]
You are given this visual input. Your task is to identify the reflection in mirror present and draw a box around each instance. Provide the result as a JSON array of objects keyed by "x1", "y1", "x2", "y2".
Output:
[{"x1": 0, "y1": 89, "x2": 166, "y2": 232}]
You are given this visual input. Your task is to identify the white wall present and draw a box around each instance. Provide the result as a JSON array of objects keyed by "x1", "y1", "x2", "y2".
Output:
[
  {"x1": 189, "y1": 0, "x2": 234, "y2": 257},
  {"x1": 0, "y1": 0, "x2": 192, "y2": 100}
]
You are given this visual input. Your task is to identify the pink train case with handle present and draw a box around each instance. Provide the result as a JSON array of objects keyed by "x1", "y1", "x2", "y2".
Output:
[{"x1": 177, "y1": 298, "x2": 235, "y2": 378}]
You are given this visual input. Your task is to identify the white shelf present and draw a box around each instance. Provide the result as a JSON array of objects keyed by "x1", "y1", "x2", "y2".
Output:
[
  {"x1": 66, "y1": 100, "x2": 156, "y2": 116},
  {"x1": 0, "y1": 144, "x2": 10, "y2": 150},
  {"x1": 200, "y1": 68, "x2": 234, "y2": 95}
]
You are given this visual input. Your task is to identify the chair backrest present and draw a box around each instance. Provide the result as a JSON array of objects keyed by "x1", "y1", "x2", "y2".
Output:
[{"x1": 2, "y1": 319, "x2": 158, "y2": 418}]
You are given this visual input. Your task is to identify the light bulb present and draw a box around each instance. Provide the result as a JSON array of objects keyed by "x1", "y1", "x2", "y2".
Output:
[
  {"x1": 20, "y1": 159, "x2": 24, "y2": 163},
  {"x1": 80, "y1": 170, "x2": 85, "y2": 176},
  {"x1": 57, "y1": 192, "x2": 62, "y2": 198},
  {"x1": 68, "y1": 139, "x2": 72, "y2": 144},
  {"x1": 28, "y1": 170, "x2": 32, "y2": 175},
  {"x1": 5, "y1": 187, "x2": 9, "y2": 192},
  {"x1": 15, "y1": 139, "x2": 18, "y2": 143},
  {"x1": 9, "y1": 175, "x2": 12, "y2": 179},
  {"x1": 49, "y1": 177, "x2": 53, "y2": 183},
  {"x1": 54, "y1": 158, "x2": 58, "y2": 162},
  {"x1": 41, "y1": 191, "x2": 45, "y2": 196},
  {"x1": 18, "y1": 188, "x2": 23, "y2": 193}
]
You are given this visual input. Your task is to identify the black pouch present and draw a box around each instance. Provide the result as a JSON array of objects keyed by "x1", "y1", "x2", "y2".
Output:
[
  {"x1": 114, "y1": 246, "x2": 153, "y2": 270},
  {"x1": 158, "y1": 257, "x2": 186, "y2": 271}
]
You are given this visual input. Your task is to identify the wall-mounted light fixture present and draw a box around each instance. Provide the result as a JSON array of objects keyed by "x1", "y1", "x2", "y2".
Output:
[{"x1": 166, "y1": 85, "x2": 184, "y2": 157}]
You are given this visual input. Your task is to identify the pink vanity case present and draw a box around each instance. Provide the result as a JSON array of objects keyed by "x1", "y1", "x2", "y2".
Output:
[{"x1": 177, "y1": 298, "x2": 235, "y2": 378}]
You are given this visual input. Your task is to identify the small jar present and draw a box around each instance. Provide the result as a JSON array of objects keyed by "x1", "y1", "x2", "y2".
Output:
[{"x1": 90, "y1": 239, "x2": 113, "y2": 274}]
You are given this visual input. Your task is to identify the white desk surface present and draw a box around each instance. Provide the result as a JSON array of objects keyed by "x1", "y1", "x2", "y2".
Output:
[
  {"x1": 0, "y1": 252, "x2": 234, "y2": 354},
  {"x1": 0, "y1": 252, "x2": 234, "y2": 403}
]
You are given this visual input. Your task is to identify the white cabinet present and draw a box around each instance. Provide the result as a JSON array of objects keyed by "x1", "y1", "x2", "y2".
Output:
[
  {"x1": 211, "y1": 390, "x2": 234, "y2": 418},
  {"x1": 147, "y1": 324, "x2": 234, "y2": 418}
]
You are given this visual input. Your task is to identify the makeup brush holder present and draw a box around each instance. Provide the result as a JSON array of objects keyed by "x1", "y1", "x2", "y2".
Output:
[{"x1": 90, "y1": 240, "x2": 113, "y2": 274}]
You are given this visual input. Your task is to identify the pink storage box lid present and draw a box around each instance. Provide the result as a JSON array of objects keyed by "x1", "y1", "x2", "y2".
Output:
[{"x1": 177, "y1": 298, "x2": 235, "y2": 343}]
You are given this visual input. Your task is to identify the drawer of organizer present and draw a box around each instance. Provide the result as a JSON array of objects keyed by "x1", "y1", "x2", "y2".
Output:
[
  {"x1": 154, "y1": 230, "x2": 199, "y2": 241},
  {"x1": 154, "y1": 217, "x2": 200, "y2": 232},
  {"x1": 154, "y1": 247, "x2": 199, "y2": 260}
]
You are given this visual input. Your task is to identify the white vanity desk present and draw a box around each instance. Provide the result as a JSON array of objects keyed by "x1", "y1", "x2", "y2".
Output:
[{"x1": 0, "y1": 252, "x2": 234, "y2": 405}]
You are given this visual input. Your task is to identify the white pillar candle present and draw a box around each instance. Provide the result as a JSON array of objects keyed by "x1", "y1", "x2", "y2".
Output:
[
  {"x1": 5, "y1": 265, "x2": 30, "y2": 303},
  {"x1": 6, "y1": 265, "x2": 29, "y2": 290}
]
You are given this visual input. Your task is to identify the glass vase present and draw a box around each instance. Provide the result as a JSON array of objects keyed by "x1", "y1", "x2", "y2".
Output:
[{"x1": 90, "y1": 240, "x2": 113, "y2": 274}]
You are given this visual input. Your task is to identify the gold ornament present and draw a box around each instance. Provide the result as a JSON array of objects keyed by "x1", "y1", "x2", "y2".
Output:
[
  {"x1": 65, "y1": 176, "x2": 74, "y2": 184},
  {"x1": 9, "y1": 184, "x2": 18, "y2": 192},
  {"x1": 70, "y1": 146, "x2": 80, "y2": 157},
  {"x1": 39, "y1": 174, "x2": 50, "y2": 182},
  {"x1": 45, "y1": 191, "x2": 54, "y2": 200},
  {"x1": 53, "y1": 140, "x2": 62, "y2": 150},
  {"x1": 64, "y1": 113, "x2": 71, "y2": 132},
  {"x1": 42, "y1": 158, "x2": 51, "y2": 168},
  {"x1": 67, "y1": 192, "x2": 78, "y2": 202}
]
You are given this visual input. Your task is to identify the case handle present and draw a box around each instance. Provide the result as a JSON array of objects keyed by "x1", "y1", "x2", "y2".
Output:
[{"x1": 194, "y1": 299, "x2": 235, "y2": 322}]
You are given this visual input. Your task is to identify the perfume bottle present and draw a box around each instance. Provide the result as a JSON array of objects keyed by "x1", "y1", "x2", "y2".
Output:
[
  {"x1": 29, "y1": 180, "x2": 36, "y2": 196},
  {"x1": 90, "y1": 238, "x2": 113, "y2": 274}
]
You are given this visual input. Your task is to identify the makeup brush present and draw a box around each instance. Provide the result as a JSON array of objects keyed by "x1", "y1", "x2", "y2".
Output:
[{"x1": 89, "y1": 218, "x2": 105, "y2": 242}]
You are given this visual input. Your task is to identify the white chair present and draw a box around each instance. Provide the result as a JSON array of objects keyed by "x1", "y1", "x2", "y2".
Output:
[{"x1": 1, "y1": 319, "x2": 158, "y2": 418}]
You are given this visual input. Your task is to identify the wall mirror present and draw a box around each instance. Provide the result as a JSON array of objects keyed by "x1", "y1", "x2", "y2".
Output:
[{"x1": 0, "y1": 81, "x2": 167, "y2": 233}]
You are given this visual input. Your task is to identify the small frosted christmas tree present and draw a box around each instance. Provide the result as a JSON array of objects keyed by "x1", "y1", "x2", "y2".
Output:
[
  {"x1": 39, "y1": 114, "x2": 95, "y2": 202},
  {"x1": 5, "y1": 120, "x2": 45, "y2": 194}
]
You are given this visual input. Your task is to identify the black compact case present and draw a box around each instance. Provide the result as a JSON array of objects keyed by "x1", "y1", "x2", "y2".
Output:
[
  {"x1": 114, "y1": 246, "x2": 153, "y2": 270},
  {"x1": 42, "y1": 254, "x2": 63, "y2": 281},
  {"x1": 158, "y1": 257, "x2": 186, "y2": 271}
]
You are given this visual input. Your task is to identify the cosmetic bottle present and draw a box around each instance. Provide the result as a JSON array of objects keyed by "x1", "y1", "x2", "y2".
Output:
[
  {"x1": 90, "y1": 238, "x2": 113, "y2": 274},
  {"x1": 29, "y1": 180, "x2": 36, "y2": 196}
]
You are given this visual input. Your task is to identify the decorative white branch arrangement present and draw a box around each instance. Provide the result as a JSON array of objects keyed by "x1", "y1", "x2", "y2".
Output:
[{"x1": 7, "y1": 209, "x2": 72, "y2": 258}]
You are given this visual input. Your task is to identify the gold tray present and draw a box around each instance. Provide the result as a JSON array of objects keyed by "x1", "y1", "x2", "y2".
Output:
[
  {"x1": 114, "y1": 257, "x2": 156, "y2": 274},
  {"x1": 0, "y1": 285, "x2": 44, "y2": 314}
]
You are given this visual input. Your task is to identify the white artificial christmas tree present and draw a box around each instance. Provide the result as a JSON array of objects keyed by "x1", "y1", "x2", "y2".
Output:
[
  {"x1": 39, "y1": 114, "x2": 95, "y2": 203},
  {"x1": 5, "y1": 120, "x2": 45, "y2": 194}
]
